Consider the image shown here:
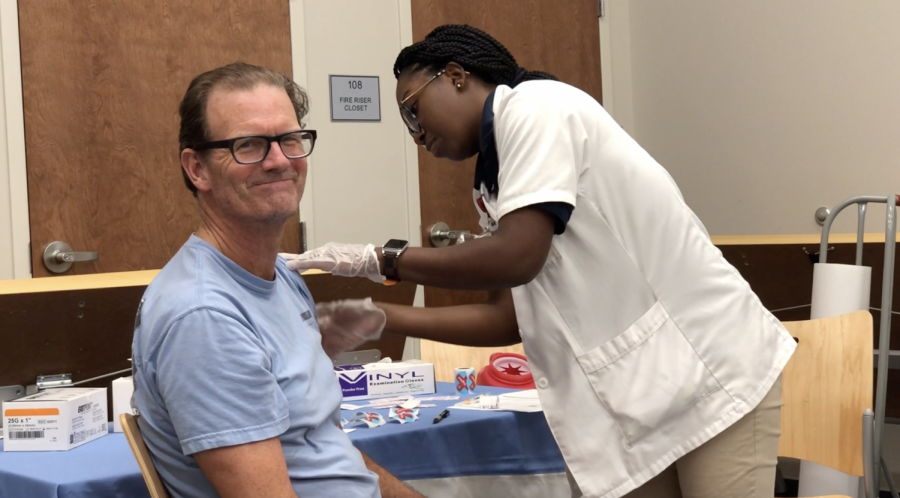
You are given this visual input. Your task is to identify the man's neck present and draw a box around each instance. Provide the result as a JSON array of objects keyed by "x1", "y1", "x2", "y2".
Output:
[{"x1": 195, "y1": 208, "x2": 285, "y2": 281}]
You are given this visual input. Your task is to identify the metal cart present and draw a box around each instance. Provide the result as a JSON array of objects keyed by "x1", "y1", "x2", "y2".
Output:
[{"x1": 819, "y1": 195, "x2": 899, "y2": 498}]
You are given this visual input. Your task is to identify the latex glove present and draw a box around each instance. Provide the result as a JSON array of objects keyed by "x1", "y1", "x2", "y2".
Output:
[
  {"x1": 281, "y1": 243, "x2": 384, "y2": 283},
  {"x1": 316, "y1": 298, "x2": 386, "y2": 358}
]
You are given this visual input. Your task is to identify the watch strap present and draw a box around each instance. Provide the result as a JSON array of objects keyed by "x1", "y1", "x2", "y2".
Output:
[{"x1": 383, "y1": 250, "x2": 400, "y2": 280}]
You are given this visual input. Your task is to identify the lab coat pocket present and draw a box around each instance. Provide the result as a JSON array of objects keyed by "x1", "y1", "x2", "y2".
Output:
[{"x1": 576, "y1": 301, "x2": 723, "y2": 446}]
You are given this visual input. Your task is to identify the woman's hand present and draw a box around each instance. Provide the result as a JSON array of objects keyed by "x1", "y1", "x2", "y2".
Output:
[
  {"x1": 281, "y1": 243, "x2": 384, "y2": 282},
  {"x1": 315, "y1": 298, "x2": 387, "y2": 358},
  {"x1": 283, "y1": 206, "x2": 555, "y2": 290}
]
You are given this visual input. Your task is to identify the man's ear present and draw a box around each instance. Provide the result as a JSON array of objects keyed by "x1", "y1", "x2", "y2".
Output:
[{"x1": 181, "y1": 148, "x2": 211, "y2": 193}]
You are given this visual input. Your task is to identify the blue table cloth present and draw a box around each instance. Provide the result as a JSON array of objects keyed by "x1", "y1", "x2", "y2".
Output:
[
  {"x1": 0, "y1": 383, "x2": 564, "y2": 498},
  {"x1": 349, "y1": 383, "x2": 564, "y2": 480},
  {"x1": 0, "y1": 430, "x2": 148, "y2": 498}
]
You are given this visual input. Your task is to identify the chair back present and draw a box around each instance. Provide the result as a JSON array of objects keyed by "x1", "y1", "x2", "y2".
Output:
[
  {"x1": 120, "y1": 413, "x2": 171, "y2": 498},
  {"x1": 779, "y1": 310, "x2": 873, "y2": 477}
]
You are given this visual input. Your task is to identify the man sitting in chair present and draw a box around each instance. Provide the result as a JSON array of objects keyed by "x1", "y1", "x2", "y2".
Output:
[{"x1": 131, "y1": 62, "x2": 422, "y2": 498}]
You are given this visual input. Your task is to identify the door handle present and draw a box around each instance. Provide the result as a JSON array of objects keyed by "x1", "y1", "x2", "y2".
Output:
[
  {"x1": 42, "y1": 241, "x2": 99, "y2": 274},
  {"x1": 429, "y1": 222, "x2": 471, "y2": 247},
  {"x1": 56, "y1": 251, "x2": 99, "y2": 263}
]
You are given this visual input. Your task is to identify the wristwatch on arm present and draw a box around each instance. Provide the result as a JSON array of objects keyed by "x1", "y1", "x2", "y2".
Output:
[{"x1": 381, "y1": 239, "x2": 409, "y2": 284}]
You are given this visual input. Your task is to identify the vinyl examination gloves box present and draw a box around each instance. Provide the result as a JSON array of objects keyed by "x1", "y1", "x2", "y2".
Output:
[{"x1": 334, "y1": 360, "x2": 436, "y2": 401}]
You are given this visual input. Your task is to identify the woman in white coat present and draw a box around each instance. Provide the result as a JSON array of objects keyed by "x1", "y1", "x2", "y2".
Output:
[{"x1": 286, "y1": 25, "x2": 796, "y2": 498}]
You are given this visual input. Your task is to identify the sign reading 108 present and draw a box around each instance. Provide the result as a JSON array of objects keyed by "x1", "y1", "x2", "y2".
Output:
[{"x1": 330, "y1": 75, "x2": 381, "y2": 122}]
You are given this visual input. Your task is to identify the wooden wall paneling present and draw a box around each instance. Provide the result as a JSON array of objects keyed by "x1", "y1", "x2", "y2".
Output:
[
  {"x1": 1, "y1": 286, "x2": 144, "y2": 415},
  {"x1": 18, "y1": 0, "x2": 299, "y2": 277},
  {"x1": 719, "y1": 242, "x2": 900, "y2": 418},
  {"x1": 5, "y1": 239, "x2": 897, "y2": 416},
  {"x1": 0, "y1": 274, "x2": 416, "y2": 419}
]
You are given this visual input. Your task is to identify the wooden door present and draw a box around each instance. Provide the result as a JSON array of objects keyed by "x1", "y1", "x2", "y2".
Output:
[
  {"x1": 19, "y1": 0, "x2": 300, "y2": 278},
  {"x1": 411, "y1": 1, "x2": 604, "y2": 307}
]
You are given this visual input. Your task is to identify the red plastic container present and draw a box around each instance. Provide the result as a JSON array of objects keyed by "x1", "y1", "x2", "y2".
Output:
[{"x1": 477, "y1": 352, "x2": 536, "y2": 390}]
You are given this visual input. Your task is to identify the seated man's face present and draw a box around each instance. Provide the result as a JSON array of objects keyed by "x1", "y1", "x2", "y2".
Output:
[{"x1": 202, "y1": 84, "x2": 306, "y2": 225}]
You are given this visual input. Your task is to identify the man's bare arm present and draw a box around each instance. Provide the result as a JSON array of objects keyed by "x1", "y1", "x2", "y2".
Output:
[
  {"x1": 361, "y1": 451, "x2": 426, "y2": 498},
  {"x1": 194, "y1": 437, "x2": 297, "y2": 498}
]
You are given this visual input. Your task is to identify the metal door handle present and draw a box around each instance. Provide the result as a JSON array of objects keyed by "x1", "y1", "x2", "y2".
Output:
[
  {"x1": 56, "y1": 251, "x2": 98, "y2": 263},
  {"x1": 43, "y1": 241, "x2": 99, "y2": 273},
  {"x1": 429, "y1": 222, "x2": 471, "y2": 247}
]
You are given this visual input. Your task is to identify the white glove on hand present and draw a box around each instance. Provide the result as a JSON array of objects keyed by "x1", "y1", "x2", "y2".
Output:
[
  {"x1": 315, "y1": 298, "x2": 386, "y2": 358},
  {"x1": 281, "y1": 243, "x2": 384, "y2": 283}
]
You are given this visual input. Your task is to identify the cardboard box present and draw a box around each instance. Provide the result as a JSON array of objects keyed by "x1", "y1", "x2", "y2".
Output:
[
  {"x1": 112, "y1": 376, "x2": 134, "y2": 433},
  {"x1": 2, "y1": 388, "x2": 108, "y2": 451},
  {"x1": 334, "y1": 360, "x2": 436, "y2": 401}
]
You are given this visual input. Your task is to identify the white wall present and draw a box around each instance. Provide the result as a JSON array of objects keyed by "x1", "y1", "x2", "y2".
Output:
[
  {"x1": 602, "y1": 1, "x2": 900, "y2": 236},
  {"x1": 0, "y1": 1, "x2": 30, "y2": 280}
]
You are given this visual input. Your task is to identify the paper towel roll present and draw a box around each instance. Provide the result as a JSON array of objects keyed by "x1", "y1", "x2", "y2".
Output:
[
  {"x1": 798, "y1": 263, "x2": 871, "y2": 497},
  {"x1": 810, "y1": 263, "x2": 872, "y2": 320}
]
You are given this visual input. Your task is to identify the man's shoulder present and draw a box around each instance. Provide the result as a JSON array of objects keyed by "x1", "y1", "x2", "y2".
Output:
[
  {"x1": 146, "y1": 240, "x2": 225, "y2": 307},
  {"x1": 136, "y1": 245, "x2": 314, "y2": 341},
  {"x1": 137, "y1": 241, "x2": 245, "y2": 338},
  {"x1": 275, "y1": 256, "x2": 315, "y2": 305}
]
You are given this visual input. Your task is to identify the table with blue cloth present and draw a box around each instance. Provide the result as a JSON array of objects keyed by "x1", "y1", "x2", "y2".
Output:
[{"x1": 0, "y1": 383, "x2": 567, "y2": 498}]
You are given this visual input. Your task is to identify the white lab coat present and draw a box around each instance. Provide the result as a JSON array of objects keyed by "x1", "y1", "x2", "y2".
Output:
[{"x1": 473, "y1": 81, "x2": 796, "y2": 498}]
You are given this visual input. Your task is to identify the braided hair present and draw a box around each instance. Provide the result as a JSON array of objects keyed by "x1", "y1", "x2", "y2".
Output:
[{"x1": 393, "y1": 24, "x2": 557, "y2": 87}]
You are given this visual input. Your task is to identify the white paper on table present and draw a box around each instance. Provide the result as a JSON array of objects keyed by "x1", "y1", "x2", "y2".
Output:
[
  {"x1": 400, "y1": 398, "x2": 420, "y2": 409},
  {"x1": 450, "y1": 389, "x2": 543, "y2": 413},
  {"x1": 343, "y1": 428, "x2": 356, "y2": 434},
  {"x1": 414, "y1": 395, "x2": 460, "y2": 402}
]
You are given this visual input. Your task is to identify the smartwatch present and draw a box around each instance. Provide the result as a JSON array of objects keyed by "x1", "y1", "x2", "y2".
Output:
[{"x1": 382, "y1": 239, "x2": 409, "y2": 281}]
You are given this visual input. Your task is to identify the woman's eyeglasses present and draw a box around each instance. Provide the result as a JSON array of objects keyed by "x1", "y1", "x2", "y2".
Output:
[{"x1": 398, "y1": 70, "x2": 445, "y2": 134}]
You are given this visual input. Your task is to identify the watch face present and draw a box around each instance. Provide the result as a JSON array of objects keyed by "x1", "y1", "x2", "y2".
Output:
[{"x1": 384, "y1": 239, "x2": 409, "y2": 250}]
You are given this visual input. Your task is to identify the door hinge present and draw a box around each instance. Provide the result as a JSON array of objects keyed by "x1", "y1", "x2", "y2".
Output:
[{"x1": 598, "y1": 0, "x2": 605, "y2": 18}]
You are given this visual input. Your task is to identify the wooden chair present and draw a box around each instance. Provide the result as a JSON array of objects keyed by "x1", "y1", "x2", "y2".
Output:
[
  {"x1": 780, "y1": 310, "x2": 874, "y2": 498},
  {"x1": 420, "y1": 340, "x2": 525, "y2": 383},
  {"x1": 120, "y1": 413, "x2": 171, "y2": 498}
]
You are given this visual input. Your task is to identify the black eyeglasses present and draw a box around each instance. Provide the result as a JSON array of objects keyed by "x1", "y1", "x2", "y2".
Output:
[{"x1": 194, "y1": 130, "x2": 317, "y2": 165}]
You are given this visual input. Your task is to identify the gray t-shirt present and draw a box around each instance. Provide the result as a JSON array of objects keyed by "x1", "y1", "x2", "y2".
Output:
[{"x1": 131, "y1": 235, "x2": 380, "y2": 498}]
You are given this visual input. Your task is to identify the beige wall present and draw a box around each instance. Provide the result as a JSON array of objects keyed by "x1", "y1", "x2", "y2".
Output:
[
  {"x1": 600, "y1": 2, "x2": 900, "y2": 487},
  {"x1": 291, "y1": 0, "x2": 420, "y2": 251},
  {"x1": 290, "y1": 0, "x2": 423, "y2": 360},
  {"x1": 0, "y1": 2, "x2": 29, "y2": 281},
  {"x1": 603, "y1": 1, "x2": 900, "y2": 236}
]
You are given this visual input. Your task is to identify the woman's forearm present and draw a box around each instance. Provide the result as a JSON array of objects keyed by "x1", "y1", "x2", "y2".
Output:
[
  {"x1": 383, "y1": 208, "x2": 557, "y2": 290},
  {"x1": 377, "y1": 290, "x2": 520, "y2": 347}
]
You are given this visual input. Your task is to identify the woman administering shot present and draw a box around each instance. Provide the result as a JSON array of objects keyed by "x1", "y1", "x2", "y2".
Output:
[{"x1": 287, "y1": 25, "x2": 795, "y2": 498}]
